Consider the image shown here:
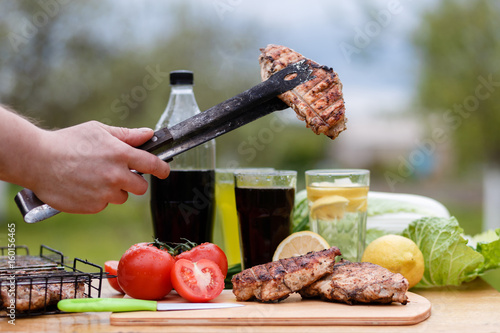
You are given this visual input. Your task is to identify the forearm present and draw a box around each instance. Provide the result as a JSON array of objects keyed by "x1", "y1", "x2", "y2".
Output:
[{"x1": 0, "y1": 105, "x2": 47, "y2": 189}]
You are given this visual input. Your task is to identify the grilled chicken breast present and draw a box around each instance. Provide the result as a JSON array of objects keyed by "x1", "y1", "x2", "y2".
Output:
[
  {"x1": 232, "y1": 247, "x2": 341, "y2": 302},
  {"x1": 300, "y1": 260, "x2": 409, "y2": 305},
  {"x1": 259, "y1": 44, "x2": 347, "y2": 139}
]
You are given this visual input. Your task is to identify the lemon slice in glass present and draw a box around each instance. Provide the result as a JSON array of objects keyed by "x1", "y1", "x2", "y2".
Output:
[
  {"x1": 272, "y1": 231, "x2": 330, "y2": 261},
  {"x1": 310, "y1": 195, "x2": 349, "y2": 220}
]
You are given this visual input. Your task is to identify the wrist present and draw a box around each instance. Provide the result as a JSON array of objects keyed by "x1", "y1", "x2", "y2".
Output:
[
  {"x1": 24, "y1": 127, "x2": 54, "y2": 190},
  {"x1": 6, "y1": 124, "x2": 50, "y2": 190}
]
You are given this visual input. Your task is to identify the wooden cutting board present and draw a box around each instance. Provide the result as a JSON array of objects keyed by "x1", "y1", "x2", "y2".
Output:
[{"x1": 110, "y1": 290, "x2": 431, "y2": 326}]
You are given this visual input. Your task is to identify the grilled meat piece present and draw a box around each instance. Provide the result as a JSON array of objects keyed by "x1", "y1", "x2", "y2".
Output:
[
  {"x1": 232, "y1": 247, "x2": 341, "y2": 302},
  {"x1": 1, "y1": 281, "x2": 86, "y2": 312},
  {"x1": 300, "y1": 260, "x2": 409, "y2": 305},
  {"x1": 259, "y1": 44, "x2": 347, "y2": 139}
]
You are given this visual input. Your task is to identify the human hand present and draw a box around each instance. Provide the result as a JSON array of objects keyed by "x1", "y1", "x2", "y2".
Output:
[{"x1": 29, "y1": 121, "x2": 170, "y2": 214}]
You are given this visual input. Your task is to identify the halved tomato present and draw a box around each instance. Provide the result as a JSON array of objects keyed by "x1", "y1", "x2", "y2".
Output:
[
  {"x1": 175, "y1": 242, "x2": 228, "y2": 277},
  {"x1": 171, "y1": 259, "x2": 224, "y2": 302},
  {"x1": 104, "y1": 260, "x2": 124, "y2": 294}
]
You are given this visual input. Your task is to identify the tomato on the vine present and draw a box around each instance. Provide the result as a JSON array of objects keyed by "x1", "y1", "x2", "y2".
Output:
[
  {"x1": 175, "y1": 242, "x2": 228, "y2": 277},
  {"x1": 117, "y1": 242, "x2": 175, "y2": 300},
  {"x1": 171, "y1": 258, "x2": 225, "y2": 302},
  {"x1": 104, "y1": 260, "x2": 124, "y2": 294}
]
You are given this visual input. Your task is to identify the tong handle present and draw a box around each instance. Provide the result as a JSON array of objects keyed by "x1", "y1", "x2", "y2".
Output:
[
  {"x1": 136, "y1": 127, "x2": 174, "y2": 155},
  {"x1": 15, "y1": 189, "x2": 61, "y2": 223}
]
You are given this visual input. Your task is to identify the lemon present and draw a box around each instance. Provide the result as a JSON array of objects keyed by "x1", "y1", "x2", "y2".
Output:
[
  {"x1": 273, "y1": 231, "x2": 330, "y2": 261},
  {"x1": 361, "y1": 235, "x2": 425, "y2": 288},
  {"x1": 306, "y1": 182, "x2": 344, "y2": 202},
  {"x1": 307, "y1": 184, "x2": 369, "y2": 213},
  {"x1": 310, "y1": 195, "x2": 349, "y2": 220}
]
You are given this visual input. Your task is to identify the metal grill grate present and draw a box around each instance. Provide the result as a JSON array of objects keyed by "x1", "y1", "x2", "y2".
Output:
[{"x1": 0, "y1": 245, "x2": 103, "y2": 317}]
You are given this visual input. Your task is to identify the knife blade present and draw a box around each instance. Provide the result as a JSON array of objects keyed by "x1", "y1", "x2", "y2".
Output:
[{"x1": 57, "y1": 298, "x2": 244, "y2": 312}]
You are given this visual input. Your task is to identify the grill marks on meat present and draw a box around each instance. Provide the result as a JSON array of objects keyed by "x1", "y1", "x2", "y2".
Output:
[
  {"x1": 300, "y1": 260, "x2": 409, "y2": 305},
  {"x1": 232, "y1": 253, "x2": 410, "y2": 305},
  {"x1": 232, "y1": 247, "x2": 341, "y2": 302},
  {"x1": 259, "y1": 44, "x2": 347, "y2": 139},
  {"x1": 1, "y1": 282, "x2": 86, "y2": 312}
]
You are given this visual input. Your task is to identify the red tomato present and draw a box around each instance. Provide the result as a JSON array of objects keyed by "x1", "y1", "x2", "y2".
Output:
[
  {"x1": 171, "y1": 259, "x2": 224, "y2": 302},
  {"x1": 175, "y1": 243, "x2": 228, "y2": 277},
  {"x1": 117, "y1": 242, "x2": 175, "y2": 300},
  {"x1": 104, "y1": 260, "x2": 124, "y2": 294}
]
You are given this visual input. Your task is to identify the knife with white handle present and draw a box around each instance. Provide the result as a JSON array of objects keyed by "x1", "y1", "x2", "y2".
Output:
[{"x1": 58, "y1": 298, "x2": 244, "y2": 312}]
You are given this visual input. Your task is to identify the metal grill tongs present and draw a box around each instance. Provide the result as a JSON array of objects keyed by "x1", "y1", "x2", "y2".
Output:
[{"x1": 15, "y1": 61, "x2": 313, "y2": 223}]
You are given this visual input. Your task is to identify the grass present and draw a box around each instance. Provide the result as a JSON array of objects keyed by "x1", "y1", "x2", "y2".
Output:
[
  {"x1": 445, "y1": 202, "x2": 483, "y2": 236},
  {"x1": 482, "y1": 269, "x2": 500, "y2": 291}
]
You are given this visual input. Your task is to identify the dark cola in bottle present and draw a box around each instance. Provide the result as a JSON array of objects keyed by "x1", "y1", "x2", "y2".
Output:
[{"x1": 150, "y1": 70, "x2": 216, "y2": 244}]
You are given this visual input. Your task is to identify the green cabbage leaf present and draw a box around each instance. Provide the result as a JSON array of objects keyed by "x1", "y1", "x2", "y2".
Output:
[{"x1": 402, "y1": 217, "x2": 500, "y2": 288}]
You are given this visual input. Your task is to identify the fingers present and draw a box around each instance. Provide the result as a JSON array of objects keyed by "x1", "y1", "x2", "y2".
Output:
[
  {"x1": 101, "y1": 123, "x2": 154, "y2": 147},
  {"x1": 107, "y1": 189, "x2": 129, "y2": 205},
  {"x1": 128, "y1": 150, "x2": 170, "y2": 179},
  {"x1": 82, "y1": 122, "x2": 169, "y2": 204},
  {"x1": 120, "y1": 172, "x2": 149, "y2": 196}
]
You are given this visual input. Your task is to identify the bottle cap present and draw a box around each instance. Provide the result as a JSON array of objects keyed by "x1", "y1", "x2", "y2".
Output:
[{"x1": 170, "y1": 70, "x2": 193, "y2": 85}]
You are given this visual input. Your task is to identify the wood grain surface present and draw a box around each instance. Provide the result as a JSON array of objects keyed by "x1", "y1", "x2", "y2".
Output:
[
  {"x1": 5, "y1": 278, "x2": 500, "y2": 332},
  {"x1": 110, "y1": 290, "x2": 431, "y2": 326}
]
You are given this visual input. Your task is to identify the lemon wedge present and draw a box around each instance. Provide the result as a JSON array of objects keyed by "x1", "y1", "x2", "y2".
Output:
[
  {"x1": 272, "y1": 231, "x2": 330, "y2": 261},
  {"x1": 310, "y1": 195, "x2": 349, "y2": 220}
]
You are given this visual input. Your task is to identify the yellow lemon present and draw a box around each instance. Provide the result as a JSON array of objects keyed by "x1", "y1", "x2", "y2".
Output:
[
  {"x1": 306, "y1": 182, "x2": 338, "y2": 200},
  {"x1": 310, "y1": 195, "x2": 349, "y2": 220},
  {"x1": 273, "y1": 231, "x2": 330, "y2": 261},
  {"x1": 307, "y1": 184, "x2": 368, "y2": 213},
  {"x1": 361, "y1": 235, "x2": 425, "y2": 289}
]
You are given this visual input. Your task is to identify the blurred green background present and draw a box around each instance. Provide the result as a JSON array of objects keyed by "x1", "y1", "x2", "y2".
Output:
[{"x1": 0, "y1": 1, "x2": 498, "y2": 289}]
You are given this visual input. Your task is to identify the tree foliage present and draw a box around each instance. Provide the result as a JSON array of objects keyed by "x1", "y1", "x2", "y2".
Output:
[{"x1": 414, "y1": 0, "x2": 500, "y2": 169}]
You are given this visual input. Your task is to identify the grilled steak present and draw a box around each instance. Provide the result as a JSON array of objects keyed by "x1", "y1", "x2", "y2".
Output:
[
  {"x1": 259, "y1": 44, "x2": 347, "y2": 139},
  {"x1": 232, "y1": 247, "x2": 341, "y2": 302},
  {"x1": 300, "y1": 260, "x2": 409, "y2": 305},
  {"x1": 1, "y1": 281, "x2": 86, "y2": 312}
]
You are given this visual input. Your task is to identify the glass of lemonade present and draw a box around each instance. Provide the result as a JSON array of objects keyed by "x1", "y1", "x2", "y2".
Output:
[
  {"x1": 306, "y1": 169, "x2": 370, "y2": 262},
  {"x1": 234, "y1": 170, "x2": 296, "y2": 269},
  {"x1": 213, "y1": 168, "x2": 274, "y2": 266}
]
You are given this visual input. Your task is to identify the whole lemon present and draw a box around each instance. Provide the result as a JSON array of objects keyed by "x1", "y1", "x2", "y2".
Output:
[{"x1": 361, "y1": 235, "x2": 424, "y2": 288}]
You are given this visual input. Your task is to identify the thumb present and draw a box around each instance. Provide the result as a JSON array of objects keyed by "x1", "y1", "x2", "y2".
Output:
[{"x1": 103, "y1": 125, "x2": 154, "y2": 147}]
